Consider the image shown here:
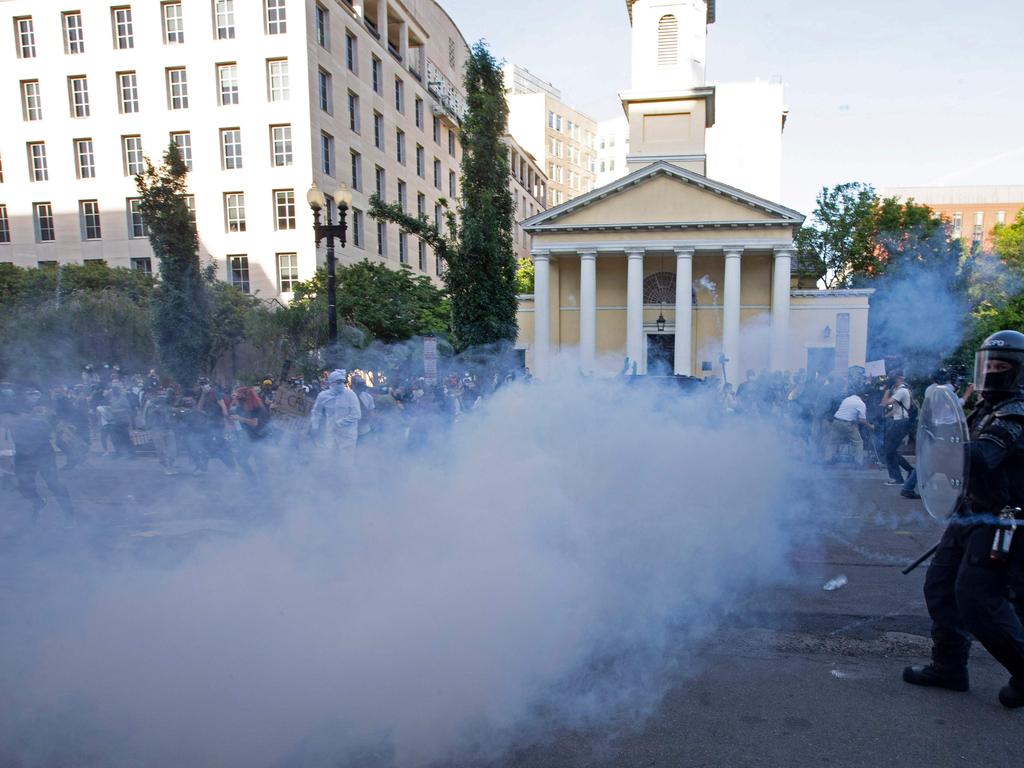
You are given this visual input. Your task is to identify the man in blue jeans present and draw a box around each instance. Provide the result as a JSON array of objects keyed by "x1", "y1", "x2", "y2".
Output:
[{"x1": 881, "y1": 372, "x2": 913, "y2": 486}]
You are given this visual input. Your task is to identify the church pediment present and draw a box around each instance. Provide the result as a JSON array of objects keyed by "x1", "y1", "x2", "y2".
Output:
[{"x1": 523, "y1": 162, "x2": 804, "y2": 234}]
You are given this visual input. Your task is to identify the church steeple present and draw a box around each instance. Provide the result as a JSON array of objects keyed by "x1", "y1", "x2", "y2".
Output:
[
  {"x1": 619, "y1": 1, "x2": 717, "y2": 176},
  {"x1": 626, "y1": 0, "x2": 716, "y2": 90}
]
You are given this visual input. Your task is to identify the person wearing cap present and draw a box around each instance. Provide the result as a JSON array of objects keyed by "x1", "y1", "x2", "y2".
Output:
[{"x1": 309, "y1": 369, "x2": 362, "y2": 470}]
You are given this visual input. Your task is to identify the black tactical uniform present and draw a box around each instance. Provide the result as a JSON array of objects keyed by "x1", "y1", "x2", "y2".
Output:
[{"x1": 904, "y1": 331, "x2": 1024, "y2": 708}]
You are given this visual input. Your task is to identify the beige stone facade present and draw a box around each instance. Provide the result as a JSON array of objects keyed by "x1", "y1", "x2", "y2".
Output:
[
  {"x1": 517, "y1": 1, "x2": 871, "y2": 381},
  {"x1": 504, "y1": 135, "x2": 547, "y2": 265}
]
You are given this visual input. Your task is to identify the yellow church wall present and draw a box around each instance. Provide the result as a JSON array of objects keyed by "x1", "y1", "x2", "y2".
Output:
[
  {"x1": 741, "y1": 254, "x2": 772, "y2": 305},
  {"x1": 596, "y1": 310, "x2": 627, "y2": 363},
  {"x1": 596, "y1": 258, "x2": 628, "y2": 306},
  {"x1": 551, "y1": 175, "x2": 779, "y2": 227}
]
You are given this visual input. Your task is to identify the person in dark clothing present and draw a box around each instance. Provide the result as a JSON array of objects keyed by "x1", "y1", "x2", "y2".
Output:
[
  {"x1": 903, "y1": 331, "x2": 1024, "y2": 709},
  {"x1": 229, "y1": 386, "x2": 270, "y2": 478},
  {"x1": 11, "y1": 401, "x2": 75, "y2": 521}
]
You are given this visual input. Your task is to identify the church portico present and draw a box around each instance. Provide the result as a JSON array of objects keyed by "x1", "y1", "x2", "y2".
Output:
[{"x1": 516, "y1": 1, "x2": 872, "y2": 382}]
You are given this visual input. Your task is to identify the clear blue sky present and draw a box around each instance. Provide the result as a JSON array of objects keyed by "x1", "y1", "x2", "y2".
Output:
[{"x1": 440, "y1": 0, "x2": 1024, "y2": 215}]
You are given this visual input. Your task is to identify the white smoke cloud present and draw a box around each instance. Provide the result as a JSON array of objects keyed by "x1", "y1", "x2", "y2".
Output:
[{"x1": 0, "y1": 373, "x2": 819, "y2": 767}]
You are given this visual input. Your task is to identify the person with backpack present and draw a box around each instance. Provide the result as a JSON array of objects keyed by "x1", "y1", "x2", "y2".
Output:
[{"x1": 881, "y1": 371, "x2": 915, "y2": 486}]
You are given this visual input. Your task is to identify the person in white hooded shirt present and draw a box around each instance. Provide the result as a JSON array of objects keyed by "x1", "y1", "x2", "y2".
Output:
[{"x1": 310, "y1": 369, "x2": 361, "y2": 469}]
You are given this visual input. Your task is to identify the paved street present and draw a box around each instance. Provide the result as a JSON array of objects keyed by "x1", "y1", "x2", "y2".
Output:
[{"x1": 2, "y1": 457, "x2": 1022, "y2": 767}]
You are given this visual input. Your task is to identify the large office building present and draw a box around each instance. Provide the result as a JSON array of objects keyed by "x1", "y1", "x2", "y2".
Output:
[
  {"x1": 504, "y1": 63, "x2": 598, "y2": 209},
  {"x1": 505, "y1": 135, "x2": 547, "y2": 265},
  {"x1": 0, "y1": 0, "x2": 469, "y2": 297},
  {"x1": 884, "y1": 185, "x2": 1024, "y2": 251}
]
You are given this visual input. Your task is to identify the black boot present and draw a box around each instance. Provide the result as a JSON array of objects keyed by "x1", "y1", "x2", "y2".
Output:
[
  {"x1": 902, "y1": 664, "x2": 969, "y2": 692},
  {"x1": 998, "y1": 678, "x2": 1024, "y2": 709}
]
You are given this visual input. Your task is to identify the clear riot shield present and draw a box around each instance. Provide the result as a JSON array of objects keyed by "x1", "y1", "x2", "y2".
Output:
[{"x1": 916, "y1": 384, "x2": 970, "y2": 520}]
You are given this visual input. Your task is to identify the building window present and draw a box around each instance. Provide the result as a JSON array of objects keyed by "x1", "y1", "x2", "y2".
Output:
[
  {"x1": 221, "y1": 128, "x2": 243, "y2": 169},
  {"x1": 346, "y1": 31, "x2": 357, "y2": 72},
  {"x1": 397, "y1": 179, "x2": 407, "y2": 211},
  {"x1": 433, "y1": 158, "x2": 442, "y2": 189},
  {"x1": 167, "y1": 67, "x2": 189, "y2": 109},
  {"x1": 122, "y1": 135, "x2": 143, "y2": 176},
  {"x1": 79, "y1": 200, "x2": 102, "y2": 240},
  {"x1": 171, "y1": 131, "x2": 192, "y2": 169},
  {"x1": 63, "y1": 11, "x2": 85, "y2": 54},
  {"x1": 321, "y1": 131, "x2": 334, "y2": 175},
  {"x1": 433, "y1": 116, "x2": 441, "y2": 143},
  {"x1": 371, "y1": 55, "x2": 382, "y2": 94},
  {"x1": 0, "y1": 205, "x2": 9, "y2": 244},
  {"x1": 448, "y1": 129, "x2": 456, "y2": 156},
  {"x1": 657, "y1": 14, "x2": 679, "y2": 66},
  {"x1": 952, "y1": 212, "x2": 963, "y2": 238},
  {"x1": 395, "y1": 77, "x2": 405, "y2": 112},
  {"x1": 28, "y1": 142, "x2": 48, "y2": 182},
  {"x1": 434, "y1": 202, "x2": 443, "y2": 232},
  {"x1": 214, "y1": 0, "x2": 235, "y2": 39},
  {"x1": 14, "y1": 16, "x2": 36, "y2": 59},
  {"x1": 184, "y1": 194, "x2": 195, "y2": 222},
  {"x1": 163, "y1": 2, "x2": 184, "y2": 43},
  {"x1": 75, "y1": 139, "x2": 96, "y2": 179},
  {"x1": 68, "y1": 76, "x2": 90, "y2": 118},
  {"x1": 315, "y1": 4, "x2": 328, "y2": 48},
  {"x1": 415, "y1": 97, "x2": 424, "y2": 129},
  {"x1": 277, "y1": 252, "x2": 298, "y2": 292},
  {"x1": 374, "y1": 165, "x2": 385, "y2": 200},
  {"x1": 398, "y1": 232, "x2": 408, "y2": 264},
  {"x1": 418, "y1": 239, "x2": 426, "y2": 271},
  {"x1": 225, "y1": 193, "x2": 246, "y2": 232},
  {"x1": 996, "y1": 210, "x2": 1007, "y2": 225},
  {"x1": 973, "y1": 211, "x2": 985, "y2": 243},
  {"x1": 416, "y1": 145, "x2": 425, "y2": 178},
  {"x1": 373, "y1": 112, "x2": 384, "y2": 150},
  {"x1": 229, "y1": 255, "x2": 250, "y2": 292},
  {"x1": 449, "y1": 170, "x2": 456, "y2": 197},
  {"x1": 267, "y1": 59, "x2": 289, "y2": 101},
  {"x1": 396, "y1": 130, "x2": 406, "y2": 164},
  {"x1": 350, "y1": 150, "x2": 362, "y2": 190},
  {"x1": 416, "y1": 192, "x2": 426, "y2": 218},
  {"x1": 117, "y1": 71, "x2": 139, "y2": 113},
  {"x1": 274, "y1": 189, "x2": 295, "y2": 230},
  {"x1": 112, "y1": 7, "x2": 134, "y2": 49},
  {"x1": 436, "y1": 252, "x2": 443, "y2": 277},
  {"x1": 127, "y1": 198, "x2": 147, "y2": 238},
  {"x1": 265, "y1": 0, "x2": 287, "y2": 34},
  {"x1": 218, "y1": 63, "x2": 239, "y2": 105},
  {"x1": 131, "y1": 257, "x2": 152, "y2": 274},
  {"x1": 34, "y1": 202, "x2": 55, "y2": 242},
  {"x1": 376, "y1": 220, "x2": 386, "y2": 256},
  {"x1": 21, "y1": 80, "x2": 42, "y2": 121},
  {"x1": 271, "y1": 125, "x2": 293, "y2": 167},
  {"x1": 318, "y1": 68, "x2": 332, "y2": 113},
  {"x1": 352, "y1": 208, "x2": 363, "y2": 248},
  {"x1": 348, "y1": 91, "x2": 360, "y2": 132}
]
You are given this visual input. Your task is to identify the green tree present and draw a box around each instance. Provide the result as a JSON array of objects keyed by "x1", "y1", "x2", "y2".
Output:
[
  {"x1": 515, "y1": 257, "x2": 535, "y2": 294},
  {"x1": 0, "y1": 263, "x2": 155, "y2": 381},
  {"x1": 278, "y1": 260, "x2": 450, "y2": 350},
  {"x1": 795, "y1": 183, "x2": 878, "y2": 288},
  {"x1": 136, "y1": 142, "x2": 211, "y2": 385},
  {"x1": 371, "y1": 41, "x2": 517, "y2": 350}
]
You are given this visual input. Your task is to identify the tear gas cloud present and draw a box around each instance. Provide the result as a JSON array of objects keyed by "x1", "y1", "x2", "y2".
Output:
[{"x1": 0, "y1": 372, "x2": 820, "y2": 767}]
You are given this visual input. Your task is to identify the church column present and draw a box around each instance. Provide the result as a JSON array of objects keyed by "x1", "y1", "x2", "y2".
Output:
[
  {"x1": 579, "y1": 250, "x2": 597, "y2": 372},
  {"x1": 533, "y1": 250, "x2": 551, "y2": 378},
  {"x1": 771, "y1": 246, "x2": 794, "y2": 371},
  {"x1": 626, "y1": 248, "x2": 645, "y2": 369},
  {"x1": 673, "y1": 247, "x2": 694, "y2": 376},
  {"x1": 722, "y1": 247, "x2": 742, "y2": 382}
]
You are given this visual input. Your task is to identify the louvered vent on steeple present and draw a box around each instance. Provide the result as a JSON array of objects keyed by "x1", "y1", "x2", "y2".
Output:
[{"x1": 657, "y1": 14, "x2": 678, "y2": 66}]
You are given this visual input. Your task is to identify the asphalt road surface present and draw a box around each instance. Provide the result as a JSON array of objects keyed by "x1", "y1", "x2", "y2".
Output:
[{"x1": 2, "y1": 457, "x2": 1021, "y2": 767}]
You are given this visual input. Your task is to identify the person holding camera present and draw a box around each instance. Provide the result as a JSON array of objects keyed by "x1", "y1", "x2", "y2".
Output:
[{"x1": 881, "y1": 372, "x2": 914, "y2": 486}]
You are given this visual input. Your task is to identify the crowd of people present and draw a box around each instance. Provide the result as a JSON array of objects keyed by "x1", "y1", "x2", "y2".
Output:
[{"x1": 0, "y1": 362, "x2": 531, "y2": 522}]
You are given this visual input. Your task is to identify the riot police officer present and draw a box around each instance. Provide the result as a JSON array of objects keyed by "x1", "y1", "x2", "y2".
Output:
[{"x1": 903, "y1": 330, "x2": 1024, "y2": 708}]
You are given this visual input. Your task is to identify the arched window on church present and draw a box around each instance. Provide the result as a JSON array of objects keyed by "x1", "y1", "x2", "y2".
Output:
[
  {"x1": 644, "y1": 271, "x2": 698, "y2": 305},
  {"x1": 657, "y1": 14, "x2": 678, "y2": 66}
]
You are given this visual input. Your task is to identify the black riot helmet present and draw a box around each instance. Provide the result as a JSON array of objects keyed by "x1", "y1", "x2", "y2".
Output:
[{"x1": 975, "y1": 330, "x2": 1024, "y2": 396}]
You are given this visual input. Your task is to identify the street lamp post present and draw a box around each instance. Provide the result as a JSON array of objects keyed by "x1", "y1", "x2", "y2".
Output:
[{"x1": 307, "y1": 182, "x2": 352, "y2": 361}]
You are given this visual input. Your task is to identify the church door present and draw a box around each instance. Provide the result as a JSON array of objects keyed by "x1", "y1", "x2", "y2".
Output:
[{"x1": 647, "y1": 334, "x2": 675, "y2": 375}]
